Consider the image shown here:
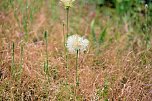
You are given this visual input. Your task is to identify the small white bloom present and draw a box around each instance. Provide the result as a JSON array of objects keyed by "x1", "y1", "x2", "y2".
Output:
[
  {"x1": 60, "y1": 0, "x2": 75, "y2": 9},
  {"x1": 66, "y1": 34, "x2": 89, "y2": 54}
]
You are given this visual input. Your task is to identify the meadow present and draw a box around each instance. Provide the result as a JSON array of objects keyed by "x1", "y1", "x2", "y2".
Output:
[{"x1": 0, "y1": 0, "x2": 152, "y2": 101}]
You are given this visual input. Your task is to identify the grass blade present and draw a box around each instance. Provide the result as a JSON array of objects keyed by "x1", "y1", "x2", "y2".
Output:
[
  {"x1": 98, "y1": 27, "x2": 107, "y2": 45},
  {"x1": 91, "y1": 19, "x2": 97, "y2": 44}
]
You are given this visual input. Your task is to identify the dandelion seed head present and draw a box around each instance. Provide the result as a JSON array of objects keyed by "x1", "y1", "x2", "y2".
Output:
[{"x1": 66, "y1": 34, "x2": 89, "y2": 54}]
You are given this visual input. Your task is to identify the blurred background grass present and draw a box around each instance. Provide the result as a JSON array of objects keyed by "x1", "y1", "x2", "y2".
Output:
[{"x1": 0, "y1": 0, "x2": 152, "y2": 100}]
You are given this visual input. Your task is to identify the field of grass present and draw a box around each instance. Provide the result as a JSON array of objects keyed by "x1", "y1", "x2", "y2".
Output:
[{"x1": 0, "y1": 0, "x2": 152, "y2": 101}]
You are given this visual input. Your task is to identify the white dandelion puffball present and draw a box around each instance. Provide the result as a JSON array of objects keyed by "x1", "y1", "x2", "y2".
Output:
[
  {"x1": 60, "y1": 0, "x2": 75, "y2": 8},
  {"x1": 66, "y1": 34, "x2": 89, "y2": 54}
]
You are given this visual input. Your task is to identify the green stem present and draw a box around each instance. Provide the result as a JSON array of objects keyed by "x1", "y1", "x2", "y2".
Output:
[
  {"x1": 25, "y1": 0, "x2": 28, "y2": 41},
  {"x1": 75, "y1": 49, "x2": 79, "y2": 101},
  {"x1": 63, "y1": 23, "x2": 65, "y2": 47},
  {"x1": 145, "y1": 4, "x2": 149, "y2": 49},
  {"x1": 63, "y1": 24, "x2": 68, "y2": 85},
  {"x1": 20, "y1": 44, "x2": 23, "y2": 80},
  {"x1": 65, "y1": 7, "x2": 69, "y2": 85},
  {"x1": 65, "y1": 46, "x2": 68, "y2": 85},
  {"x1": 11, "y1": 42, "x2": 15, "y2": 78},
  {"x1": 66, "y1": 7, "x2": 69, "y2": 36},
  {"x1": 44, "y1": 31, "x2": 49, "y2": 75},
  {"x1": 76, "y1": 50, "x2": 79, "y2": 86}
]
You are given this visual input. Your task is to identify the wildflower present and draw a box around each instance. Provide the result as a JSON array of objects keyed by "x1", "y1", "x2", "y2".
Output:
[
  {"x1": 60, "y1": 0, "x2": 75, "y2": 9},
  {"x1": 66, "y1": 34, "x2": 89, "y2": 54}
]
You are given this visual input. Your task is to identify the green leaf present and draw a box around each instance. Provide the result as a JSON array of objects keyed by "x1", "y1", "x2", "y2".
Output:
[
  {"x1": 91, "y1": 19, "x2": 97, "y2": 43},
  {"x1": 98, "y1": 27, "x2": 107, "y2": 45}
]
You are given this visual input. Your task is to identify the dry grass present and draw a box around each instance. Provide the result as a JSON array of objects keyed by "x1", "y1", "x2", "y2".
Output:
[{"x1": 0, "y1": 0, "x2": 152, "y2": 101}]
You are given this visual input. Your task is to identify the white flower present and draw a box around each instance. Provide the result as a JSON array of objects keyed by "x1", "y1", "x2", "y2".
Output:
[
  {"x1": 60, "y1": 0, "x2": 75, "y2": 9},
  {"x1": 66, "y1": 35, "x2": 89, "y2": 54}
]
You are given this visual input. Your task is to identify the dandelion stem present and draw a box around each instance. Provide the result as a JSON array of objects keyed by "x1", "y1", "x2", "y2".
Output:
[
  {"x1": 65, "y1": 44, "x2": 68, "y2": 85},
  {"x1": 65, "y1": 7, "x2": 69, "y2": 85},
  {"x1": 75, "y1": 49, "x2": 79, "y2": 101},
  {"x1": 76, "y1": 50, "x2": 79, "y2": 85},
  {"x1": 63, "y1": 23, "x2": 68, "y2": 85},
  {"x1": 63, "y1": 23, "x2": 65, "y2": 47},
  {"x1": 66, "y1": 7, "x2": 69, "y2": 36}
]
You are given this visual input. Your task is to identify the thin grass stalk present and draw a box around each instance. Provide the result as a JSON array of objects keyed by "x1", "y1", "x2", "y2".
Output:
[
  {"x1": 11, "y1": 42, "x2": 15, "y2": 78},
  {"x1": 44, "y1": 62, "x2": 46, "y2": 74},
  {"x1": 75, "y1": 49, "x2": 79, "y2": 101},
  {"x1": 19, "y1": 44, "x2": 23, "y2": 80},
  {"x1": 24, "y1": 0, "x2": 28, "y2": 41}
]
